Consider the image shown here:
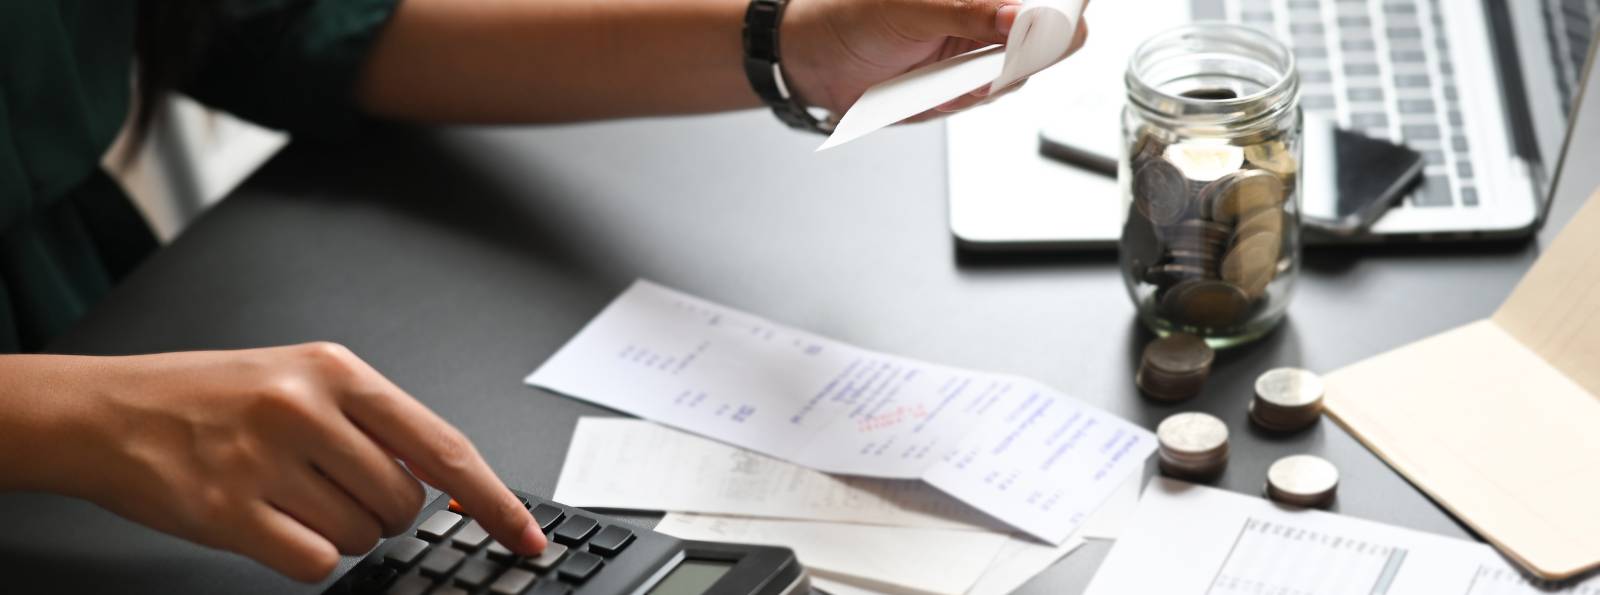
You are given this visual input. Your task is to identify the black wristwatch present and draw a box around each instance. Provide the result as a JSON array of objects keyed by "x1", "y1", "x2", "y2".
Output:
[{"x1": 742, "y1": 0, "x2": 834, "y2": 133}]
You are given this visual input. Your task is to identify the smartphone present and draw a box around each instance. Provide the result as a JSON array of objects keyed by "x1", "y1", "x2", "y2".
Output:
[
  {"x1": 1298, "y1": 114, "x2": 1426, "y2": 235},
  {"x1": 1038, "y1": 113, "x2": 1425, "y2": 236}
]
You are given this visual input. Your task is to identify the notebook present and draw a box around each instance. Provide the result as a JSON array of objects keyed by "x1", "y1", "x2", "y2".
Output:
[{"x1": 1323, "y1": 187, "x2": 1600, "y2": 580}]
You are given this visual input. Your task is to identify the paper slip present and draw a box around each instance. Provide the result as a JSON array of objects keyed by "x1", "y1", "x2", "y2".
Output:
[
  {"x1": 816, "y1": 0, "x2": 1086, "y2": 151},
  {"x1": 1324, "y1": 189, "x2": 1600, "y2": 580},
  {"x1": 553, "y1": 417, "x2": 1139, "y2": 539},
  {"x1": 1085, "y1": 478, "x2": 1600, "y2": 595},
  {"x1": 527, "y1": 280, "x2": 1154, "y2": 543},
  {"x1": 654, "y1": 513, "x2": 1085, "y2": 595}
]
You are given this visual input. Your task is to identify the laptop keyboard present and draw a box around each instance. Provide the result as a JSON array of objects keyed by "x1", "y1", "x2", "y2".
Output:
[
  {"x1": 1544, "y1": 0, "x2": 1600, "y2": 115},
  {"x1": 1197, "y1": 0, "x2": 1477, "y2": 209}
]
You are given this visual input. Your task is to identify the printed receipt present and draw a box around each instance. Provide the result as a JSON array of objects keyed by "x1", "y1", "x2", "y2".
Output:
[{"x1": 526, "y1": 280, "x2": 1154, "y2": 543}]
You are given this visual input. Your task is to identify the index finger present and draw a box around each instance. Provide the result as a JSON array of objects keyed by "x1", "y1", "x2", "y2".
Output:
[{"x1": 339, "y1": 370, "x2": 546, "y2": 555}]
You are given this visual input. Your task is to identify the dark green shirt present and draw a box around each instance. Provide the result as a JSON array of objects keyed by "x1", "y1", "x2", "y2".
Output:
[{"x1": 0, "y1": 0, "x2": 399, "y2": 352}]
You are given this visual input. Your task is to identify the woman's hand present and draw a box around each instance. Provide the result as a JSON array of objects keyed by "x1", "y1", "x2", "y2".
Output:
[
  {"x1": 780, "y1": 0, "x2": 1089, "y2": 120},
  {"x1": 0, "y1": 344, "x2": 544, "y2": 582}
]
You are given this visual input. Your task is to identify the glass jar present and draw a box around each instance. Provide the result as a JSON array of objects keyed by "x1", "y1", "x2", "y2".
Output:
[{"x1": 1118, "y1": 24, "x2": 1302, "y2": 348}]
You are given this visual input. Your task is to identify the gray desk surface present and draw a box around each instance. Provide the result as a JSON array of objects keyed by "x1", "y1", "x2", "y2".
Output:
[{"x1": 2, "y1": 111, "x2": 1591, "y2": 594}]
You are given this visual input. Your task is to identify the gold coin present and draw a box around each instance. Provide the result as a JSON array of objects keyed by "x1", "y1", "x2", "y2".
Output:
[
  {"x1": 1222, "y1": 231, "x2": 1282, "y2": 299},
  {"x1": 1164, "y1": 141, "x2": 1245, "y2": 183},
  {"x1": 1233, "y1": 206, "x2": 1285, "y2": 240},
  {"x1": 1163, "y1": 279, "x2": 1251, "y2": 328},
  {"x1": 1244, "y1": 140, "x2": 1297, "y2": 177},
  {"x1": 1206, "y1": 169, "x2": 1285, "y2": 224}
]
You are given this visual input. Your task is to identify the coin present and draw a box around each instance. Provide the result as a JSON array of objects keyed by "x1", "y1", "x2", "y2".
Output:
[
  {"x1": 1158, "y1": 412, "x2": 1229, "y2": 454},
  {"x1": 1164, "y1": 141, "x2": 1245, "y2": 183},
  {"x1": 1136, "y1": 333, "x2": 1214, "y2": 402},
  {"x1": 1206, "y1": 169, "x2": 1286, "y2": 224},
  {"x1": 1130, "y1": 129, "x2": 1168, "y2": 164},
  {"x1": 1255, "y1": 368, "x2": 1324, "y2": 408},
  {"x1": 1144, "y1": 263, "x2": 1210, "y2": 287},
  {"x1": 1142, "y1": 332, "x2": 1214, "y2": 375},
  {"x1": 1162, "y1": 279, "x2": 1251, "y2": 328},
  {"x1": 1121, "y1": 205, "x2": 1164, "y2": 280},
  {"x1": 1249, "y1": 368, "x2": 1325, "y2": 433},
  {"x1": 1266, "y1": 454, "x2": 1339, "y2": 508},
  {"x1": 1133, "y1": 158, "x2": 1192, "y2": 226},
  {"x1": 1157, "y1": 411, "x2": 1230, "y2": 481},
  {"x1": 1245, "y1": 140, "x2": 1297, "y2": 178},
  {"x1": 1221, "y1": 231, "x2": 1281, "y2": 299},
  {"x1": 1233, "y1": 206, "x2": 1285, "y2": 241}
]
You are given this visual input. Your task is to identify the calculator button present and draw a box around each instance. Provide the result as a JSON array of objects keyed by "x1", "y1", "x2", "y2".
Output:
[
  {"x1": 386, "y1": 572, "x2": 434, "y2": 595},
  {"x1": 531, "y1": 504, "x2": 565, "y2": 532},
  {"x1": 448, "y1": 498, "x2": 464, "y2": 514},
  {"x1": 489, "y1": 568, "x2": 539, "y2": 595},
  {"x1": 451, "y1": 520, "x2": 491, "y2": 550},
  {"x1": 418, "y1": 547, "x2": 467, "y2": 579},
  {"x1": 350, "y1": 566, "x2": 397, "y2": 594},
  {"x1": 454, "y1": 556, "x2": 502, "y2": 589},
  {"x1": 529, "y1": 579, "x2": 574, "y2": 595},
  {"x1": 521, "y1": 543, "x2": 568, "y2": 572},
  {"x1": 433, "y1": 586, "x2": 471, "y2": 595},
  {"x1": 556, "y1": 551, "x2": 605, "y2": 583},
  {"x1": 519, "y1": 495, "x2": 532, "y2": 509},
  {"x1": 416, "y1": 510, "x2": 464, "y2": 542},
  {"x1": 383, "y1": 536, "x2": 431, "y2": 568},
  {"x1": 553, "y1": 516, "x2": 599, "y2": 545},
  {"x1": 485, "y1": 540, "x2": 517, "y2": 563},
  {"x1": 587, "y1": 526, "x2": 634, "y2": 556}
]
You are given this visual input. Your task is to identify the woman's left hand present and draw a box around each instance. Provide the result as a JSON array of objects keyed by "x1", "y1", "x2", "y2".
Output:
[{"x1": 779, "y1": 0, "x2": 1089, "y2": 121}]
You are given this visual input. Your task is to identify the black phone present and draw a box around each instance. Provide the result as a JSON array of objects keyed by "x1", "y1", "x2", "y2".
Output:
[{"x1": 1299, "y1": 114, "x2": 1426, "y2": 235}]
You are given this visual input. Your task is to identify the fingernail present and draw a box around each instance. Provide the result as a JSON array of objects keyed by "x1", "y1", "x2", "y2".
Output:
[
  {"x1": 519, "y1": 522, "x2": 546, "y2": 554},
  {"x1": 996, "y1": 4, "x2": 1021, "y2": 36}
]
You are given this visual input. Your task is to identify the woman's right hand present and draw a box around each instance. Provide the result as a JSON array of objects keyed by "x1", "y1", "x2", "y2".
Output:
[{"x1": 0, "y1": 343, "x2": 544, "y2": 582}]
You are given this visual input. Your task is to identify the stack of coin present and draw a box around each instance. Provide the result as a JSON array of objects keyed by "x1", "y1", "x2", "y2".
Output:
[
  {"x1": 1122, "y1": 122, "x2": 1296, "y2": 331},
  {"x1": 1135, "y1": 333, "x2": 1214, "y2": 402},
  {"x1": 1265, "y1": 454, "x2": 1339, "y2": 508},
  {"x1": 1248, "y1": 368, "x2": 1325, "y2": 432},
  {"x1": 1156, "y1": 412, "x2": 1230, "y2": 482}
]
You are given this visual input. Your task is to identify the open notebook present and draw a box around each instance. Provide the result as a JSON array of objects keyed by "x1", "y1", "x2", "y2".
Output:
[{"x1": 1324, "y1": 188, "x2": 1600, "y2": 580}]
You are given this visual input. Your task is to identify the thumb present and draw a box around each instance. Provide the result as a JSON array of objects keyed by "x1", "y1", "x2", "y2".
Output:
[{"x1": 892, "y1": 0, "x2": 1020, "y2": 46}]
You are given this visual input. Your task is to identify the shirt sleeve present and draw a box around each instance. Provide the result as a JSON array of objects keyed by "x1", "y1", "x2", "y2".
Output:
[{"x1": 180, "y1": 0, "x2": 403, "y2": 137}]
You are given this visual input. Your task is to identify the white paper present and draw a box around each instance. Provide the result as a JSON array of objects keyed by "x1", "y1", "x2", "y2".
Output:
[
  {"x1": 816, "y1": 0, "x2": 1086, "y2": 151},
  {"x1": 527, "y1": 280, "x2": 1154, "y2": 543},
  {"x1": 554, "y1": 417, "x2": 1001, "y2": 530},
  {"x1": 1085, "y1": 478, "x2": 1600, "y2": 595},
  {"x1": 653, "y1": 513, "x2": 1013, "y2": 595},
  {"x1": 553, "y1": 417, "x2": 1139, "y2": 539}
]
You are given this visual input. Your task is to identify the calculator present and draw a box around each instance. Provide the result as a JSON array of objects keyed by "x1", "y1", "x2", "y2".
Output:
[{"x1": 324, "y1": 490, "x2": 809, "y2": 595}]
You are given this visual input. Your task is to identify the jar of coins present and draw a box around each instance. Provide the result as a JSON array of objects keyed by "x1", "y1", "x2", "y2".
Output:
[{"x1": 1119, "y1": 24, "x2": 1302, "y2": 347}]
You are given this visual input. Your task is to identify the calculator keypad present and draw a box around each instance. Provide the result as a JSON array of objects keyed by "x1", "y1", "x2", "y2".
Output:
[{"x1": 327, "y1": 490, "x2": 672, "y2": 595}]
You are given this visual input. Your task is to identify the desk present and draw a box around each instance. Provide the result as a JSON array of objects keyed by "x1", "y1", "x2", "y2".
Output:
[{"x1": 0, "y1": 112, "x2": 1586, "y2": 593}]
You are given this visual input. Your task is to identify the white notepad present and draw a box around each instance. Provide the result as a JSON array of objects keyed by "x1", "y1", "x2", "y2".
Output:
[{"x1": 1324, "y1": 189, "x2": 1600, "y2": 580}]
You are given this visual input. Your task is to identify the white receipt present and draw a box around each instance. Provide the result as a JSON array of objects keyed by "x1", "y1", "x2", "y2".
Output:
[
  {"x1": 1086, "y1": 478, "x2": 1600, "y2": 595},
  {"x1": 816, "y1": 0, "x2": 1087, "y2": 151},
  {"x1": 554, "y1": 417, "x2": 1000, "y2": 530},
  {"x1": 527, "y1": 280, "x2": 1153, "y2": 543},
  {"x1": 654, "y1": 514, "x2": 1017, "y2": 595},
  {"x1": 553, "y1": 417, "x2": 1138, "y2": 539}
]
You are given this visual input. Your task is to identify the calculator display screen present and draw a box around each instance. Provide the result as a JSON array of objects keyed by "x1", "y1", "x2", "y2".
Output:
[{"x1": 646, "y1": 560, "x2": 734, "y2": 595}]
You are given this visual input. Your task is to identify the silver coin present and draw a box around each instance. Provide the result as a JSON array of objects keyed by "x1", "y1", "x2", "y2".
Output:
[
  {"x1": 1266, "y1": 454, "x2": 1339, "y2": 505},
  {"x1": 1156, "y1": 412, "x2": 1229, "y2": 455},
  {"x1": 1255, "y1": 368, "x2": 1325, "y2": 408}
]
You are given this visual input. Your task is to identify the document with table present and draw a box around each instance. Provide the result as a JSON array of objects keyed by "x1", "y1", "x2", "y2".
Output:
[
  {"x1": 527, "y1": 280, "x2": 1154, "y2": 544},
  {"x1": 1086, "y1": 478, "x2": 1600, "y2": 595}
]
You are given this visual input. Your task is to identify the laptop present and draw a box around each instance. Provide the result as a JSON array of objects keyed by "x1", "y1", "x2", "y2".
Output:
[{"x1": 946, "y1": 0, "x2": 1598, "y2": 250}]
